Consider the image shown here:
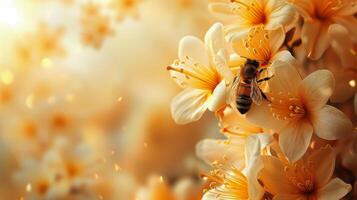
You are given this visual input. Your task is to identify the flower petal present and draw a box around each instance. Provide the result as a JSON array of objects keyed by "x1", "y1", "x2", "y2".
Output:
[
  {"x1": 245, "y1": 157, "x2": 265, "y2": 200},
  {"x1": 269, "y1": 61, "x2": 302, "y2": 95},
  {"x1": 311, "y1": 105, "x2": 353, "y2": 140},
  {"x1": 336, "y1": 2, "x2": 357, "y2": 16},
  {"x1": 330, "y1": 70, "x2": 356, "y2": 103},
  {"x1": 246, "y1": 101, "x2": 285, "y2": 131},
  {"x1": 268, "y1": 26, "x2": 286, "y2": 55},
  {"x1": 205, "y1": 23, "x2": 226, "y2": 58},
  {"x1": 178, "y1": 36, "x2": 209, "y2": 66},
  {"x1": 265, "y1": 1, "x2": 297, "y2": 31},
  {"x1": 309, "y1": 145, "x2": 335, "y2": 187},
  {"x1": 207, "y1": 80, "x2": 227, "y2": 112},
  {"x1": 289, "y1": 0, "x2": 314, "y2": 19},
  {"x1": 328, "y1": 24, "x2": 357, "y2": 68},
  {"x1": 260, "y1": 156, "x2": 297, "y2": 195},
  {"x1": 196, "y1": 138, "x2": 245, "y2": 168},
  {"x1": 333, "y1": 15, "x2": 357, "y2": 42},
  {"x1": 317, "y1": 178, "x2": 352, "y2": 200},
  {"x1": 218, "y1": 106, "x2": 263, "y2": 135},
  {"x1": 270, "y1": 50, "x2": 296, "y2": 64},
  {"x1": 171, "y1": 88, "x2": 208, "y2": 124},
  {"x1": 208, "y1": 2, "x2": 235, "y2": 17},
  {"x1": 301, "y1": 20, "x2": 330, "y2": 60},
  {"x1": 298, "y1": 70, "x2": 334, "y2": 111},
  {"x1": 279, "y1": 120, "x2": 313, "y2": 162}
]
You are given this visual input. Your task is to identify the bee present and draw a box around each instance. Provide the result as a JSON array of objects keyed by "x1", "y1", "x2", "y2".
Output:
[{"x1": 229, "y1": 59, "x2": 272, "y2": 114}]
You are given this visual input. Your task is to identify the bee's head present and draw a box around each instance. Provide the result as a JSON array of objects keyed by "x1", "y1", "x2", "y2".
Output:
[{"x1": 246, "y1": 59, "x2": 260, "y2": 68}]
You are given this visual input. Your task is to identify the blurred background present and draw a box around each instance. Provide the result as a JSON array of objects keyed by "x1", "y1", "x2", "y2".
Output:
[{"x1": 0, "y1": 0, "x2": 220, "y2": 199}]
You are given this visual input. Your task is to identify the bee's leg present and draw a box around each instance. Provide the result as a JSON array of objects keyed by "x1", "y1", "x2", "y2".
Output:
[
  {"x1": 260, "y1": 88, "x2": 271, "y2": 102},
  {"x1": 257, "y1": 75, "x2": 274, "y2": 83},
  {"x1": 258, "y1": 68, "x2": 267, "y2": 73}
]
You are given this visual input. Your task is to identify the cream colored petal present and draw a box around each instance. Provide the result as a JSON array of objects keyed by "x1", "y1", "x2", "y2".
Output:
[
  {"x1": 260, "y1": 156, "x2": 297, "y2": 194},
  {"x1": 215, "y1": 49, "x2": 235, "y2": 82},
  {"x1": 298, "y1": 70, "x2": 334, "y2": 111},
  {"x1": 205, "y1": 23, "x2": 226, "y2": 57},
  {"x1": 265, "y1": 1, "x2": 297, "y2": 30},
  {"x1": 225, "y1": 26, "x2": 251, "y2": 42},
  {"x1": 273, "y1": 194, "x2": 306, "y2": 200},
  {"x1": 269, "y1": 61, "x2": 302, "y2": 94},
  {"x1": 317, "y1": 178, "x2": 352, "y2": 200},
  {"x1": 333, "y1": 15, "x2": 357, "y2": 42},
  {"x1": 279, "y1": 120, "x2": 313, "y2": 162},
  {"x1": 196, "y1": 138, "x2": 245, "y2": 168},
  {"x1": 245, "y1": 157, "x2": 265, "y2": 200},
  {"x1": 178, "y1": 36, "x2": 209, "y2": 67},
  {"x1": 337, "y1": 2, "x2": 357, "y2": 16},
  {"x1": 205, "y1": 23, "x2": 234, "y2": 82},
  {"x1": 270, "y1": 50, "x2": 296, "y2": 67},
  {"x1": 290, "y1": 0, "x2": 314, "y2": 19},
  {"x1": 301, "y1": 20, "x2": 330, "y2": 60},
  {"x1": 171, "y1": 88, "x2": 208, "y2": 124},
  {"x1": 207, "y1": 80, "x2": 227, "y2": 112},
  {"x1": 208, "y1": 2, "x2": 235, "y2": 16},
  {"x1": 246, "y1": 101, "x2": 286, "y2": 131},
  {"x1": 268, "y1": 26, "x2": 286, "y2": 55},
  {"x1": 309, "y1": 145, "x2": 335, "y2": 187},
  {"x1": 328, "y1": 24, "x2": 357, "y2": 68},
  {"x1": 244, "y1": 134, "x2": 272, "y2": 163},
  {"x1": 219, "y1": 106, "x2": 263, "y2": 135},
  {"x1": 311, "y1": 105, "x2": 353, "y2": 140},
  {"x1": 330, "y1": 70, "x2": 356, "y2": 103}
]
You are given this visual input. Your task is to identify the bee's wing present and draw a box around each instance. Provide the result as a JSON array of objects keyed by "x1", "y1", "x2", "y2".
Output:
[
  {"x1": 228, "y1": 75, "x2": 240, "y2": 106},
  {"x1": 250, "y1": 77, "x2": 263, "y2": 105}
]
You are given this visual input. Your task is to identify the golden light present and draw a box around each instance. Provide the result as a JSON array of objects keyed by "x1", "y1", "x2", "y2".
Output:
[
  {"x1": 0, "y1": 70, "x2": 14, "y2": 85},
  {"x1": 349, "y1": 80, "x2": 356, "y2": 87},
  {"x1": 0, "y1": 0, "x2": 21, "y2": 27},
  {"x1": 25, "y1": 95, "x2": 34, "y2": 109},
  {"x1": 26, "y1": 183, "x2": 32, "y2": 192},
  {"x1": 41, "y1": 58, "x2": 53, "y2": 69}
]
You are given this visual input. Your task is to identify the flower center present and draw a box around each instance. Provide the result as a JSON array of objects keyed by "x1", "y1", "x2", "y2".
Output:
[
  {"x1": 268, "y1": 92, "x2": 305, "y2": 121},
  {"x1": 285, "y1": 162, "x2": 316, "y2": 196},
  {"x1": 231, "y1": 0, "x2": 267, "y2": 26},
  {"x1": 242, "y1": 26, "x2": 272, "y2": 62},
  {"x1": 167, "y1": 58, "x2": 221, "y2": 92}
]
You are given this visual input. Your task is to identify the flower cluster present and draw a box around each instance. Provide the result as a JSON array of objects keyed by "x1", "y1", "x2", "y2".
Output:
[{"x1": 168, "y1": 0, "x2": 357, "y2": 199}]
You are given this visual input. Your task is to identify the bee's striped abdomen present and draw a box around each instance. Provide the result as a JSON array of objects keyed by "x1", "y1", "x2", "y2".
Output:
[{"x1": 236, "y1": 82, "x2": 252, "y2": 114}]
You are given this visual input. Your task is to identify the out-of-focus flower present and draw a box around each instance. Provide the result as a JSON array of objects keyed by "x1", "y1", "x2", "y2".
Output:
[
  {"x1": 14, "y1": 23, "x2": 65, "y2": 68},
  {"x1": 247, "y1": 61, "x2": 353, "y2": 162},
  {"x1": 290, "y1": 0, "x2": 357, "y2": 60},
  {"x1": 14, "y1": 138, "x2": 99, "y2": 200},
  {"x1": 209, "y1": 0, "x2": 297, "y2": 40},
  {"x1": 167, "y1": 23, "x2": 231, "y2": 124},
  {"x1": 80, "y1": 2, "x2": 115, "y2": 49},
  {"x1": 339, "y1": 132, "x2": 357, "y2": 177},
  {"x1": 328, "y1": 24, "x2": 357, "y2": 68},
  {"x1": 201, "y1": 135, "x2": 265, "y2": 200},
  {"x1": 109, "y1": 0, "x2": 142, "y2": 21},
  {"x1": 260, "y1": 145, "x2": 351, "y2": 200},
  {"x1": 310, "y1": 44, "x2": 357, "y2": 104}
]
